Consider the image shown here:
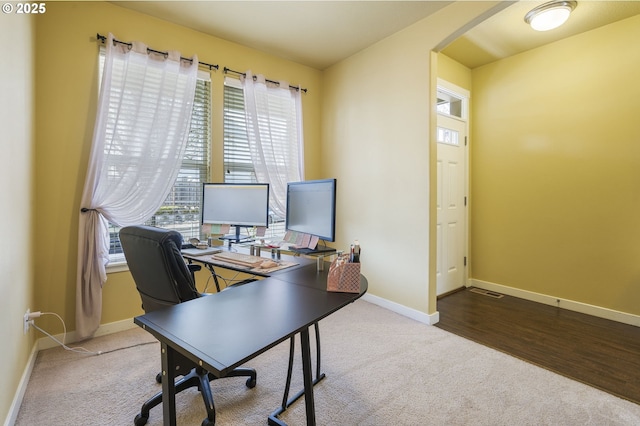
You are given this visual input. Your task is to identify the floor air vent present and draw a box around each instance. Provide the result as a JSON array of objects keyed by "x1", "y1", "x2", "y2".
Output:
[{"x1": 469, "y1": 288, "x2": 504, "y2": 299}]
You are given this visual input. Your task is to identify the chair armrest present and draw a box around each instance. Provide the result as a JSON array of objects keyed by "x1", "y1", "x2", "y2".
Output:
[{"x1": 188, "y1": 264, "x2": 202, "y2": 273}]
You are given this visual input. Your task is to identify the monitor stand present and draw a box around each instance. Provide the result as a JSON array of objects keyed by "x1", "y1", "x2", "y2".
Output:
[
  {"x1": 219, "y1": 226, "x2": 254, "y2": 247},
  {"x1": 290, "y1": 246, "x2": 336, "y2": 255}
]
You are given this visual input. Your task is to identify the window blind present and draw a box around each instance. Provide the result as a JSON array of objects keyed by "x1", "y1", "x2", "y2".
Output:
[
  {"x1": 222, "y1": 77, "x2": 285, "y2": 237},
  {"x1": 223, "y1": 78, "x2": 255, "y2": 184},
  {"x1": 151, "y1": 74, "x2": 211, "y2": 237},
  {"x1": 107, "y1": 69, "x2": 211, "y2": 261}
]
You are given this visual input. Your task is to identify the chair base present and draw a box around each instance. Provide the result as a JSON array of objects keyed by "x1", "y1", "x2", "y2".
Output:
[{"x1": 133, "y1": 366, "x2": 257, "y2": 426}]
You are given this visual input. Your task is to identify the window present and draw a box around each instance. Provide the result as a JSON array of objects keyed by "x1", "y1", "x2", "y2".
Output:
[
  {"x1": 437, "y1": 126, "x2": 460, "y2": 146},
  {"x1": 107, "y1": 71, "x2": 211, "y2": 263},
  {"x1": 223, "y1": 79, "x2": 254, "y2": 184},
  {"x1": 437, "y1": 89, "x2": 465, "y2": 119},
  {"x1": 222, "y1": 78, "x2": 285, "y2": 237}
]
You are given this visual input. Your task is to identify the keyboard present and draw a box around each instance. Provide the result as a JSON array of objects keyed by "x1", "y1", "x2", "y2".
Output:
[
  {"x1": 182, "y1": 247, "x2": 222, "y2": 256},
  {"x1": 211, "y1": 252, "x2": 265, "y2": 268}
]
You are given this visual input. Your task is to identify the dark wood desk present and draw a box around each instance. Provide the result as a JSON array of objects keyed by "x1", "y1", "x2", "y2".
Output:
[{"x1": 134, "y1": 262, "x2": 367, "y2": 425}]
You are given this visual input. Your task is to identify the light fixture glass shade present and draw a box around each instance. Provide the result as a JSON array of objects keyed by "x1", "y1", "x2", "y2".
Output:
[{"x1": 525, "y1": 1, "x2": 577, "y2": 32}]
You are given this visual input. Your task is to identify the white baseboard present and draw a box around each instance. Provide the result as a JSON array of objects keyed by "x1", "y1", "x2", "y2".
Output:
[
  {"x1": 4, "y1": 344, "x2": 38, "y2": 426},
  {"x1": 361, "y1": 293, "x2": 439, "y2": 325},
  {"x1": 469, "y1": 279, "x2": 640, "y2": 327}
]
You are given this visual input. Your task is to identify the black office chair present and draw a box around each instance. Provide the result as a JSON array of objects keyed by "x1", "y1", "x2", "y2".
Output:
[{"x1": 119, "y1": 225, "x2": 257, "y2": 426}]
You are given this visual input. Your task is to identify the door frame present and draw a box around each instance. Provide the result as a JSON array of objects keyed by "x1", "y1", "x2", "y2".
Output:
[{"x1": 436, "y1": 78, "x2": 470, "y2": 295}]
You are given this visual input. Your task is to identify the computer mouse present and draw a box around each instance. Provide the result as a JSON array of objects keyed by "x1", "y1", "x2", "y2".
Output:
[{"x1": 260, "y1": 260, "x2": 277, "y2": 269}]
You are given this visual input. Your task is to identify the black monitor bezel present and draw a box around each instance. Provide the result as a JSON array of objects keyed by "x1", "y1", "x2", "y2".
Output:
[{"x1": 285, "y1": 178, "x2": 337, "y2": 242}]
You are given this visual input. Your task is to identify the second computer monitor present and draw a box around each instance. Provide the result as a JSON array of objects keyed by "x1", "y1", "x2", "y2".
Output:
[
  {"x1": 202, "y1": 183, "x2": 269, "y2": 242},
  {"x1": 285, "y1": 178, "x2": 336, "y2": 242}
]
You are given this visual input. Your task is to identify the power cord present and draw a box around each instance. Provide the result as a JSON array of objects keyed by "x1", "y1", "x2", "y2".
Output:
[
  {"x1": 29, "y1": 312, "x2": 157, "y2": 356},
  {"x1": 28, "y1": 311, "x2": 102, "y2": 355},
  {"x1": 201, "y1": 270, "x2": 257, "y2": 292},
  {"x1": 30, "y1": 322, "x2": 102, "y2": 356},
  {"x1": 225, "y1": 271, "x2": 259, "y2": 287},
  {"x1": 202, "y1": 273, "x2": 215, "y2": 293}
]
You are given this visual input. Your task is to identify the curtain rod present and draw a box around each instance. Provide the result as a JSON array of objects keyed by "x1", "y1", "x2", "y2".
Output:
[
  {"x1": 224, "y1": 67, "x2": 307, "y2": 93},
  {"x1": 96, "y1": 33, "x2": 219, "y2": 71}
]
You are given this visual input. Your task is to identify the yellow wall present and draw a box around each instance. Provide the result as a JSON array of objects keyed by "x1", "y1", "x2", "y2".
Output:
[
  {"x1": 33, "y1": 2, "x2": 323, "y2": 334},
  {"x1": 437, "y1": 52, "x2": 472, "y2": 92},
  {"x1": 322, "y1": 1, "x2": 499, "y2": 317},
  {"x1": 470, "y1": 14, "x2": 640, "y2": 315},
  {"x1": 0, "y1": 11, "x2": 35, "y2": 422}
]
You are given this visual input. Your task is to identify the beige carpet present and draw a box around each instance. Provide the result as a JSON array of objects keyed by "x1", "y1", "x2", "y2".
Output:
[{"x1": 15, "y1": 300, "x2": 640, "y2": 425}]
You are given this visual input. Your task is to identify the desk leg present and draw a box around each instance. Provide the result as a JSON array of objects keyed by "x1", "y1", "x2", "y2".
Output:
[
  {"x1": 314, "y1": 323, "x2": 322, "y2": 379},
  {"x1": 205, "y1": 264, "x2": 222, "y2": 292},
  {"x1": 269, "y1": 323, "x2": 324, "y2": 426},
  {"x1": 300, "y1": 327, "x2": 316, "y2": 426},
  {"x1": 160, "y1": 343, "x2": 177, "y2": 426}
]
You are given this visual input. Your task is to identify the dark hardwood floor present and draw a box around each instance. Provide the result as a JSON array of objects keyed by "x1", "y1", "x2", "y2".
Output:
[{"x1": 435, "y1": 287, "x2": 640, "y2": 405}]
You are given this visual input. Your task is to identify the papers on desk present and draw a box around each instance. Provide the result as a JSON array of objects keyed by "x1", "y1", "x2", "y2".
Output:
[{"x1": 182, "y1": 247, "x2": 223, "y2": 256}]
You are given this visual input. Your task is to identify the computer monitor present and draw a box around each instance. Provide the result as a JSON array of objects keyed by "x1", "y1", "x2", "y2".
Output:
[
  {"x1": 286, "y1": 178, "x2": 336, "y2": 245},
  {"x1": 202, "y1": 183, "x2": 269, "y2": 243}
]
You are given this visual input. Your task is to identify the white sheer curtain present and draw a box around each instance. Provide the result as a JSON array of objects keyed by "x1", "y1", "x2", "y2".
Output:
[
  {"x1": 76, "y1": 33, "x2": 198, "y2": 339},
  {"x1": 241, "y1": 71, "x2": 304, "y2": 218}
]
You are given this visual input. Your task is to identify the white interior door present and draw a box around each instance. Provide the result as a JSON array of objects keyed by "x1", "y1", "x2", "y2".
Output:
[{"x1": 436, "y1": 113, "x2": 467, "y2": 295}]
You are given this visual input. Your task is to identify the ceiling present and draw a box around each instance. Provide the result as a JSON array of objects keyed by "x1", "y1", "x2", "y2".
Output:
[
  {"x1": 113, "y1": 1, "x2": 640, "y2": 70},
  {"x1": 442, "y1": 1, "x2": 640, "y2": 69},
  {"x1": 113, "y1": 1, "x2": 451, "y2": 70}
]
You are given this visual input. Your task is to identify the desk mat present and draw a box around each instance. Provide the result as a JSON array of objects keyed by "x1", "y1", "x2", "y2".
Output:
[{"x1": 247, "y1": 261, "x2": 298, "y2": 274}]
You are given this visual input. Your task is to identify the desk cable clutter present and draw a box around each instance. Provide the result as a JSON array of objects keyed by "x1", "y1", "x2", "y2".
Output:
[{"x1": 327, "y1": 240, "x2": 361, "y2": 293}]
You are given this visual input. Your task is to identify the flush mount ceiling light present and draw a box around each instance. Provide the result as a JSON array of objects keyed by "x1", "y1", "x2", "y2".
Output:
[{"x1": 525, "y1": 0, "x2": 577, "y2": 31}]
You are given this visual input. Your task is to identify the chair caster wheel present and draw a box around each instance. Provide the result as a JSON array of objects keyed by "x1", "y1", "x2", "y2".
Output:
[
  {"x1": 134, "y1": 413, "x2": 149, "y2": 426},
  {"x1": 246, "y1": 377, "x2": 256, "y2": 388},
  {"x1": 201, "y1": 418, "x2": 215, "y2": 426},
  {"x1": 156, "y1": 372, "x2": 162, "y2": 383}
]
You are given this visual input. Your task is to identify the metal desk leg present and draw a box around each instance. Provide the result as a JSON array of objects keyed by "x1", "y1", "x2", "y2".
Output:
[
  {"x1": 269, "y1": 323, "x2": 324, "y2": 426},
  {"x1": 313, "y1": 322, "x2": 322, "y2": 379},
  {"x1": 204, "y1": 264, "x2": 222, "y2": 292},
  {"x1": 160, "y1": 342, "x2": 177, "y2": 426},
  {"x1": 300, "y1": 327, "x2": 316, "y2": 426}
]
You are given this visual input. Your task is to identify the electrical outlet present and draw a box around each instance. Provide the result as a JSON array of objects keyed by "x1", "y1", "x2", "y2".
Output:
[{"x1": 23, "y1": 309, "x2": 31, "y2": 334}]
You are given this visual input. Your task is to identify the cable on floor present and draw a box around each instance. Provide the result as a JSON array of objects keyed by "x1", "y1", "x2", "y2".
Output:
[{"x1": 29, "y1": 312, "x2": 157, "y2": 356}]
